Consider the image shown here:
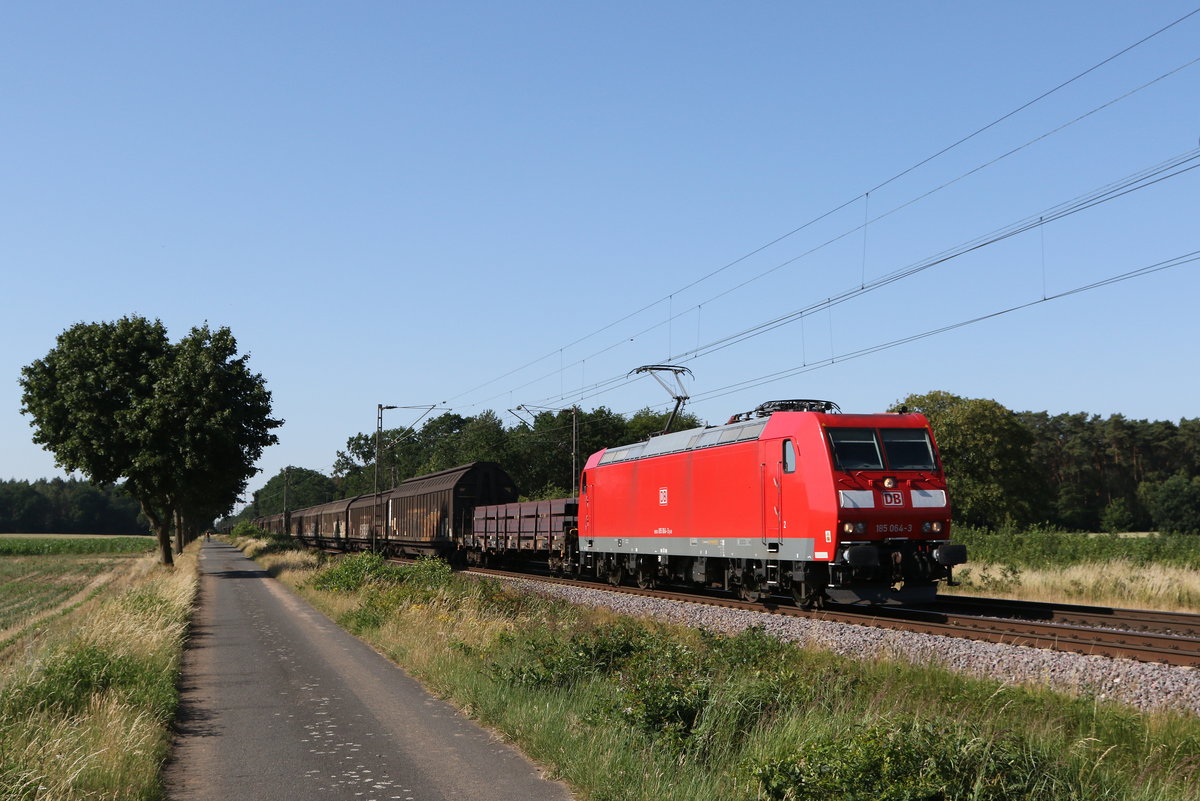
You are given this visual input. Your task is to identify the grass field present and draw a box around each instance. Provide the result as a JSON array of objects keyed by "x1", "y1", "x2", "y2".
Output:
[
  {"x1": 953, "y1": 529, "x2": 1200, "y2": 611},
  {"x1": 0, "y1": 539, "x2": 197, "y2": 800},
  {"x1": 0, "y1": 536, "x2": 155, "y2": 556},
  {"x1": 0, "y1": 537, "x2": 157, "y2": 653}
]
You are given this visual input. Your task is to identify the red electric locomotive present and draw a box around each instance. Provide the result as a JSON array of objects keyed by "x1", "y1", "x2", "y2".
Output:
[{"x1": 576, "y1": 400, "x2": 965, "y2": 606}]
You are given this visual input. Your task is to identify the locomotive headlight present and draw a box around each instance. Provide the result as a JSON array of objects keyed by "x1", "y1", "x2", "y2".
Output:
[
  {"x1": 921, "y1": 521, "x2": 944, "y2": 534},
  {"x1": 882, "y1": 476, "x2": 897, "y2": 489},
  {"x1": 842, "y1": 522, "x2": 866, "y2": 534}
]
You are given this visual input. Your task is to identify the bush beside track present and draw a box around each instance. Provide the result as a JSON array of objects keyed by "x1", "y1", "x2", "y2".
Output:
[{"x1": 235, "y1": 528, "x2": 1200, "y2": 801}]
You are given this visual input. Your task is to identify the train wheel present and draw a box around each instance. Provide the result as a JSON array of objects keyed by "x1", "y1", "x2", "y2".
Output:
[
  {"x1": 792, "y1": 584, "x2": 824, "y2": 610},
  {"x1": 738, "y1": 563, "x2": 764, "y2": 602},
  {"x1": 636, "y1": 569, "x2": 656, "y2": 590},
  {"x1": 607, "y1": 560, "x2": 625, "y2": 587}
]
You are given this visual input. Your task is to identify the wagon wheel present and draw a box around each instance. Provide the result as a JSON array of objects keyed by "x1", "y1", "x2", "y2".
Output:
[
  {"x1": 734, "y1": 565, "x2": 763, "y2": 604},
  {"x1": 739, "y1": 583, "x2": 762, "y2": 603},
  {"x1": 636, "y1": 568, "x2": 657, "y2": 590},
  {"x1": 607, "y1": 560, "x2": 625, "y2": 587},
  {"x1": 792, "y1": 583, "x2": 824, "y2": 610}
]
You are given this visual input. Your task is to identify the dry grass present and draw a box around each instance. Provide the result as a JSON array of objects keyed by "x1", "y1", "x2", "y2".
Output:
[
  {"x1": 0, "y1": 546, "x2": 198, "y2": 800},
  {"x1": 954, "y1": 559, "x2": 1200, "y2": 611}
]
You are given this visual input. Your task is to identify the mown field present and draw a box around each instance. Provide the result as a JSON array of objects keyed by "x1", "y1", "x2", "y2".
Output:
[
  {"x1": 0, "y1": 537, "x2": 156, "y2": 651},
  {"x1": 236, "y1": 530, "x2": 1200, "y2": 801},
  {"x1": 0, "y1": 536, "x2": 194, "y2": 800}
]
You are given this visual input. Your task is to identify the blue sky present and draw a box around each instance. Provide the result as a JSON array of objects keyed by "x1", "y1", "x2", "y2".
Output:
[{"x1": 3, "y1": 2, "x2": 1198, "y2": 500}]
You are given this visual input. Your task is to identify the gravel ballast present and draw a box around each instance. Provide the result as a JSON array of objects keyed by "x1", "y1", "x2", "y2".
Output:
[{"x1": 499, "y1": 576, "x2": 1200, "y2": 716}]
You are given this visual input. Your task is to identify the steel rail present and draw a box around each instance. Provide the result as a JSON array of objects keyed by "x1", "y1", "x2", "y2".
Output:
[{"x1": 464, "y1": 567, "x2": 1200, "y2": 667}]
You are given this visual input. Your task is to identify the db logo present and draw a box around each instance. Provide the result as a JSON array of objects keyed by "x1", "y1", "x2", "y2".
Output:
[
  {"x1": 659, "y1": 487, "x2": 669, "y2": 506},
  {"x1": 881, "y1": 491, "x2": 904, "y2": 507}
]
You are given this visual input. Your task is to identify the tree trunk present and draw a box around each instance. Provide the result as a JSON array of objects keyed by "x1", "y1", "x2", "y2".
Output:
[
  {"x1": 174, "y1": 509, "x2": 185, "y2": 555},
  {"x1": 141, "y1": 502, "x2": 174, "y2": 567}
]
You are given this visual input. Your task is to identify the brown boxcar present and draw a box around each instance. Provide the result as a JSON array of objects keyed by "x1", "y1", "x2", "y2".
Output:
[{"x1": 377, "y1": 462, "x2": 519, "y2": 558}]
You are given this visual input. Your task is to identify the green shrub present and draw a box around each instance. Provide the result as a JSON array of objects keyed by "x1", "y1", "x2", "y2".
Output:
[
  {"x1": 608, "y1": 639, "x2": 712, "y2": 750},
  {"x1": 310, "y1": 552, "x2": 397, "y2": 592},
  {"x1": 0, "y1": 643, "x2": 176, "y2": 723},
  {"x1": 230, "y1": 520, "x2": 264, "y2": 538},
  {"x1": 490, "y1": 620, "x2": 655, "y2": 687},
  {"x1": 954, "y1": 527, "x2": 1200, "y2": 569},
  {"x1": 748, "y1": 720, "x2": 1079, "y2": 801}
]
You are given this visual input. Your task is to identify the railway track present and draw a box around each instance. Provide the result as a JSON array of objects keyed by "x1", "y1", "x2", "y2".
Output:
[
  {"x1": 930, "y1": 594, "x2": 1200, "y2": 637},
  {"x1": 465, "y1": 566, "x2": 1200, "y2": 667}
]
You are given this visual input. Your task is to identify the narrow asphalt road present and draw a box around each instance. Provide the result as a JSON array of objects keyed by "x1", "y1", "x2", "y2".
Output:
[{"x1": 164, "y1": 540, "x2": 574, "y2": 801}]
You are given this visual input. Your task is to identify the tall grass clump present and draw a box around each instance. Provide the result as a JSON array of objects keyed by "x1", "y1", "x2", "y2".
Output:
[
  {"x1": 0, "y1": 547, "x2": 197, "y2": 800},
  {"x1": 228, "y1": 521, "x2": 305, "y2": 557},
  {"x1": 250, "y1": 547, "x2": 1200, "y2": 801}
]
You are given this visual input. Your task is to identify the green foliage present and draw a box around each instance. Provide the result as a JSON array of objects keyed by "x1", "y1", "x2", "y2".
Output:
[
  {"x1": 1139, "y1": 472, "x2": 1200, "y2": 534},
  {"x1": 1100, "y1": 497, "x2": 1134, "y2": 534},
  {"x1": 894, "y1": 391, "x2": 1048, "y2": 528},
  {"x1": 248, "y1": 466, "x2": 337, "y2": 518},
  {"x1": 1020, "y1": 410, "x2": 1197, "y2": 532},
  {"x1": 895, "y1": 392, "x2": 1199, "y2": 531},
  {"x1": 0, "y1": 644, "x2": 175, "y2": 722},
  {"x1": 0, "y1": 537, "x2": 154, "y2": 556},
  {"x1": 0, "y1": 479, "x2": 137, "y2": 534},
  {"x1": 954, "y1": 527, "x2": 1200, "y2": 568},
  {"x1": 748, "y1": 720, "x2": 1070, "y2": 801},
  {"x1": 18, "y1": 316, "x2": 282, "y2": 564},
  {"x1": 320, "y1": 557, "x2": 455, "y2": 631},
  {"x1": 312, "y1": 554, "x2": 451, "y2": 596},
  {"x1": 310, "y1": 552, "x2": 396, "y2": 592},
  {"x1": 230, "y1": 520, "x2": 267, "y2": 539},
  {"x1": 608, "y1": 638, "x2": 712, "y2": 750},
  {"x1": 490, "y1": 620, "x2": 657, "y2": 687}
]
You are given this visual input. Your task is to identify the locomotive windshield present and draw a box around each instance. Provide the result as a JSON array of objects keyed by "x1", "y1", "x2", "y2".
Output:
[
  {"x1": 880, "y1": 428, "x2": 937, "y2": 470},
  {"x1": 827, "y1": 428, "x2": 884, "y2": 470},
  {"x1": 828, "y1": 427, "x2": 938, "y2": 471}
]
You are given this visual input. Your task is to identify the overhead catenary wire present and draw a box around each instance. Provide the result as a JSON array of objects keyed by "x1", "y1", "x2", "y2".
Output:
[
  {"x1": 444, "y1": 8, "x2": 1200, "y2": 411},
  {"x1": 510, "y1": 148, "x2": 1200, "y2": 412},
  {"x1": 689, "y1": 249, "x2": 1200, "y2": 404},
  {"x1": 454, "y1": 54, "x2": 1200, "y2": 417}
]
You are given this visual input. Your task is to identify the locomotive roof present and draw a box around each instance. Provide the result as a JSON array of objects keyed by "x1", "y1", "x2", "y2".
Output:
[
  {"x1": 595, "y1": 410, "x2": 929, "y2": 467},
  {"x1": 389, "y1": 461, "x2": 509, "y2": 498},
  {"x1": 597, "y1": 417, "x2": 770, "y2": 466}
]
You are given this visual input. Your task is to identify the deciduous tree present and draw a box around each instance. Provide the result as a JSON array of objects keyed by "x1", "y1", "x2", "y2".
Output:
[{"x1": 19, "y1": 316, "x2": 281, "y2": 564}]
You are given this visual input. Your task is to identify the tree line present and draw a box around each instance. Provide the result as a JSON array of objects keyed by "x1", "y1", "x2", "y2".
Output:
[
  {"x1": 234, "y1": 393, "x2": 1200, "y2": 535},
  {"x1": 19, "y1": 315, "x2": 1192, "y2": 542},
  {"x1": 897, "y1": 391, "x2": 1200, "y2": 534},
  {"x1": 230, "y1": 406, "x2": 701, "y2": 523},
  {"x1": 0, "y1": 478, "x2": 143, "y2": 534}
]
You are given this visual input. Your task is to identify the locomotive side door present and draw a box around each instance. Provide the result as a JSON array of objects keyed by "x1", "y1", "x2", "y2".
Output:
[{"x1": 762, "y1": 440, "x2": 784, "y2": 548}]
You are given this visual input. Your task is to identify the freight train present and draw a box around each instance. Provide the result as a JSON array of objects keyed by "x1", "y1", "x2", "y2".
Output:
[{"x1": 254, "y1": 399, "x2": 966, "y2": 607}]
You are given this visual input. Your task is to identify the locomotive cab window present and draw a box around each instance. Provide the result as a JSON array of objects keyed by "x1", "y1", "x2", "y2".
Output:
[
  {"x1": 881, "y1": 428, "x2": 937, "y2": 471},
  {"x1": 828, "y1": 428, "x2": 884, "y2": 471},
  {"x1": 782, "y1": 439, "x2": 797, "y2": 473}
]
